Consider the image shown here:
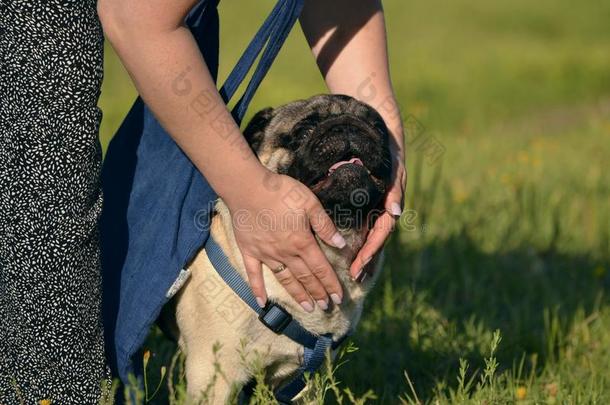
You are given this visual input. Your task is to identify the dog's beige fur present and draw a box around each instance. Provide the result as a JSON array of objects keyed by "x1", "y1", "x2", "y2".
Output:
[{"x1": 169, "y1": 96, "x2": 386, "y2": 403}]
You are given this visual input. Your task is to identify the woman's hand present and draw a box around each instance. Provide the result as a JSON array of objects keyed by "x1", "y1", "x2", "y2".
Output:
[
  {"x1": 224, "y1": 171, "x2": 346, "y2": 312},
  {"x1": 350, "y1": 148, "x2": 406, "y2": 279}
]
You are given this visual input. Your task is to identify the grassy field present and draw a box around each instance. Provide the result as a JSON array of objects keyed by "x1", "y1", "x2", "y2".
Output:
[{"x1": 99, "y1": 0, "x2": 610, "y2": 403}]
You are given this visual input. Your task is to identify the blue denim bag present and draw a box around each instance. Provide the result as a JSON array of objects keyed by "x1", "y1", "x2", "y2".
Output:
[{"x1": 100, "y1": 0, "x2": 304, "y2": 382}]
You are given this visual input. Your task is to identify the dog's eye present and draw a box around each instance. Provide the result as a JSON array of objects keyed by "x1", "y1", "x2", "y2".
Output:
[
  {"x1": 295, "y1": 114, "x2": 322, "y2": 137},
  {"x1": 295, "y1": 122, "x2": 315, "y2": 137},
  {"x1": 279, "y1": 121, "x2": 315, "y2": 150}
]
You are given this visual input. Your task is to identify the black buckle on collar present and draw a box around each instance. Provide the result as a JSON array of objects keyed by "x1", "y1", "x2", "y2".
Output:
[{"x1": 259, "y1": 302, "x2": 292, "y2": 334}]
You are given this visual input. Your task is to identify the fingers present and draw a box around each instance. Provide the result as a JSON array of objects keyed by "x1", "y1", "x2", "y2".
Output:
[
  {"x1": 240, "y1": 239, "x2": 340, "y2": 312},
  {"x1": 243, "y1": 254, "x2": 267, "y2": 307},
  {"x1": 385, "y1": 166, "x2": 406, "y2": 217},
  {"x1": 244, "y1": 254, "x2": 321, "y2": 313},
  {"x1": 350, "y1": 212, "x2": 396, "y2": 278},
  {"x1": 284, "y1": 256, "x2": 328, "y2": 311},
  {"x1": 267, "y1": 258, "x2": 315, "y2": 313},
  {"x1": 300, "y1": 241, "x2": 343, "y2": 305},
  {"x1": 385, "y1": 187, "x2": 404, "y2": 217},
  {"x1": 248, "y1": 242, "x2": 341, "y2": 312},
  {"x1": 307, "y1": 202, "x2": 346, "y2": 249},
  {"x1": 355, "y1": 160, "x2": 404, "y2": 278}
]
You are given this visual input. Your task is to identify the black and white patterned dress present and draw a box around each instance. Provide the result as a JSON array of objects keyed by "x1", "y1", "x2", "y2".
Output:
[{"x1": 0, "y1": 1, "x2": 110, "y2": 403}]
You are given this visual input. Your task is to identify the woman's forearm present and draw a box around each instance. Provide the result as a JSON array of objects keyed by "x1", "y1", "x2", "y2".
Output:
[
  {"x1": 300, "y1": 0, "x2": 404, "y2": 158},
  {"x1": 98, "y1": 0, "x2": 266, "y2": 205}
]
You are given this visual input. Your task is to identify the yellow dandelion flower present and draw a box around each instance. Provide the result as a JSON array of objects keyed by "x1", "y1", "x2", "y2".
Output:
[
  {"x1": 39, "y1": 400, "x2": 52, "y2": 405},
  {"x1": 515, "y1": 386, "x2": 527, "y2": 400}
]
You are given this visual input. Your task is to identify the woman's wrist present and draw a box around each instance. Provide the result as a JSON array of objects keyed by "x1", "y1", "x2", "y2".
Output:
[
  {"x1": 377, "y1": 99, "x2": 405, "y2": 161},
  {"x1": 212, "y1": 156, "x2": 270, "y2": 209}
]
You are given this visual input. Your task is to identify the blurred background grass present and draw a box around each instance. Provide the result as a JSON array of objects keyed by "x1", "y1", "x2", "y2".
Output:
[{"x1": 100, "y1": 0, "x2": 610, "y2": 403}]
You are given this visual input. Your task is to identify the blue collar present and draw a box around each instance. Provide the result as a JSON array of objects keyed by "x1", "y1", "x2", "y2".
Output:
[{"x1": 204, "y1": 236, "x2": 349, "y2": 403}]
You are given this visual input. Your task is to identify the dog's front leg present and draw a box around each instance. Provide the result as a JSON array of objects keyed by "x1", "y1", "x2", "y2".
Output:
[{"x1": 184, "y1": 344, "x2": 250, "y2": 404}]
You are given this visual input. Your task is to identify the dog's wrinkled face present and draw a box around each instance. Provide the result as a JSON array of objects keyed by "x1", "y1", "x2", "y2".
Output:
[{"x1": 244, "y1": 95, "x2": 392, "y2": 230}]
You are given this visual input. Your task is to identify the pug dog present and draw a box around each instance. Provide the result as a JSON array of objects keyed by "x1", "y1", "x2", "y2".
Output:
[{"x1": 168, "y1": 94, "x2": 393, "y2": 403}]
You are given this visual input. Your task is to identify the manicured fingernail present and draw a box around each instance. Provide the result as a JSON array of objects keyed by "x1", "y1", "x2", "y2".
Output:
[
  {"x1": 256, "y1": 297, "x2": 266, "y2": 308},
  {"x1": 316, "y1": 299, "x2": 329, "y2": 310},
  {"x1": 353, "y1": 257, "x2": 371, "y2": 282},
  {"x1": 330, "y1": 293, "x2": 342, "y2": 305},
  {"x1": 300, "y1": 301, "x2": 314, "y2": 313},
  {"x1": 391, "y1": 202, "x2": 402, "y2": 217},
  {"x1": 331, "y1": 233, "x2": 346, "y2": 249}
]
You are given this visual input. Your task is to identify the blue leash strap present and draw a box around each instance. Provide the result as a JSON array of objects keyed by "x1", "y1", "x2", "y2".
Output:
[
  {"x1": 206, "y1": 236, "x2": 323, "y2": 349},
  {"x1": 230, "y1": 0, "x2": 304, "y2": 124},
  {"x1": 204, "y1": 236, "x2": 348, "y2": 403},
  {"x1": 275, "y1": 334, "x2": 334, "y2": 403},
  {"x1": 218, "y1": 0, "x2": 305, "y2": 125},
  {"x1": 218, "y1": 0, "x2": 285, "y2": 103}
]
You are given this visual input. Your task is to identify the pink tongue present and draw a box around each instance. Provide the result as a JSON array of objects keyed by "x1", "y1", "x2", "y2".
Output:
[{"x1": 328, "y1": 157, "x2": 363, "y2": 174}]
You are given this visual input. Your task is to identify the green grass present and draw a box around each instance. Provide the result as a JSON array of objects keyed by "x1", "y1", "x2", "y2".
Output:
[{"x1": 99, "y1": 0, "x2": 610, "y2": 403}]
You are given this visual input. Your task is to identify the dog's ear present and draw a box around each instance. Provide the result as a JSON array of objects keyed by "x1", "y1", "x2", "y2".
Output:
[{"x1": 243, "y1": 107, "x2": 274, "y2": 153}]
